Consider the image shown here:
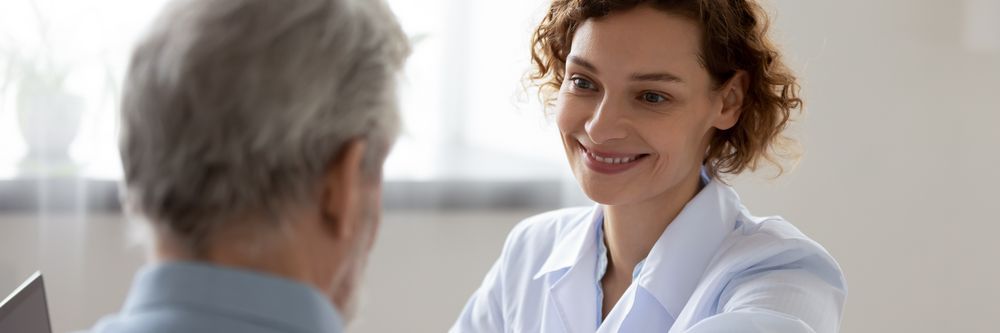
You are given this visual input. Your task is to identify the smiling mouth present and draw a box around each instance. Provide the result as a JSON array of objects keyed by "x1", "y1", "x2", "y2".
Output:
[
  {"x1": 576, "y1": 140, "x2": 650, "y2": 173},
  {"x1": 585, "y1": 150, "x2": 645, "y2": 164}
]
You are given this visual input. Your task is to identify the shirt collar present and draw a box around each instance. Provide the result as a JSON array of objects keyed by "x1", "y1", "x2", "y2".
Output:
[
  {"x1": 636, "y1": 177, "x2": 741, "y2": 318},
  {"x1": 122, "y1": 261, "x2": 344, "y2": 332},
  {"x1": 532, "y1": 207, "x2": 602, "y2": 280},
  {"x1": 531, "y1": 174, "x2": 741, "y2": 318},
  {"x1": 594, "y1": 170, "x2": 711, "y2": 285}
]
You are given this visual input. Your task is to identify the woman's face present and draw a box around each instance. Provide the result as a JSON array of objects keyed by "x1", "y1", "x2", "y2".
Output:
[{"x1": 556, "y1": 5, "x2": 742, "y2": 205}]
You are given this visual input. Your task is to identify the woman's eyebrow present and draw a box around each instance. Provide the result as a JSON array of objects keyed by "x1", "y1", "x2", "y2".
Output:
[
  {"x1": 568, "y1": 55, "x2": 599, "y2": 74},
  {"x1": 631, "y1": 72, "x2": 684, "y2": 83},
  {"x1": 569, "y1": 55, "x2": 684, "y2": 84}
]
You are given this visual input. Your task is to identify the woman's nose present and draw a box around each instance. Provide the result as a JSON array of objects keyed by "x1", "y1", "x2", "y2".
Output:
[{"x1": 584, "y1": 97, "x2": 628, "y2": 144}]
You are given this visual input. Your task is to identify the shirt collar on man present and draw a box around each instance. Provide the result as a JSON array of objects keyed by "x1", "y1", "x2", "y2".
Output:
[{"x1": 120, "y1": 261, "x2": 344, "y2": 332}]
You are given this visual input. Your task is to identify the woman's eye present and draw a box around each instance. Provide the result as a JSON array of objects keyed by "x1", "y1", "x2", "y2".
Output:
[
  {"x1": 640, "y1": 92, "x2": 668, "y2": 104},
  {"x1": 570, "y1": 78, "x2": 595, "y2": 90}
]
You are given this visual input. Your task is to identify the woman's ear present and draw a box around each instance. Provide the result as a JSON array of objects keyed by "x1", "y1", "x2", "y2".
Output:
[
  {"x1": 319, "y1": 139, "x2": 368, "y2": 240},
  {"x1": 714, "y1": 70, "x2": 749, "y2": 131}
]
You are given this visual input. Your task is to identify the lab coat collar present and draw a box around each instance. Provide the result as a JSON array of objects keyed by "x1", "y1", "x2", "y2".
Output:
[
  {"x1": 531, "y1": 177, "x2": 741, "y2": 324},
  {"x1": 636, "y1": 178, "x2": 741, "y2": 319},
  {"x1": 532, "y1": 206, "x2": 603, "y2": 280},
  {"x1": 531, "y1": 207, "x2": 604, "y2": 332}
]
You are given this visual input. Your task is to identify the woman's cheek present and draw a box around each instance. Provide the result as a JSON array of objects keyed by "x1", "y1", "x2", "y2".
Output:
[{"x1": 554, "y1": 97, "x2": 582, "y2": 133}]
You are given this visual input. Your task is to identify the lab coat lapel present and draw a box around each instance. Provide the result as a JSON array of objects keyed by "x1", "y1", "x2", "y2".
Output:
[
  {"x1": 638, "y1": 179, "x2": 740, "y2": 322},
  {"x1": 546, "y1": 250, "x2": 599, "y2": 333},
  {"x1": 600, "y1": 178, "x2": 740, "y2": 332},
  {"x1": 598, "y1": 285, "x2": 674, "y2": 333},
  {"x1": 533, "y1": 206, "x2": 603, "y2": 333}
]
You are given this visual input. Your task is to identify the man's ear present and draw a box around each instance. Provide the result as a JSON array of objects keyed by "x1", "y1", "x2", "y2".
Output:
[
  {"x1": 714, "y1": 70, "x2": 749, "y2": 131},
  {"x1": 319, "y1": 139, "x2": 368, "y2": 240}
]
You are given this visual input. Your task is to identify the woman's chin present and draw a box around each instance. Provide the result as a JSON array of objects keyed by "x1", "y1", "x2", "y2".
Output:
[
  {"x1": 577, "y1": 179, "x2": 634, "y2": 206},
  {"x1": 570, "y1": 166, "x2": 625, "y2": 205}
]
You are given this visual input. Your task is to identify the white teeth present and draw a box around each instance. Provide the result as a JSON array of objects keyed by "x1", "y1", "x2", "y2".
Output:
[{"x1": 586, "y1": 151, "x2": 640, "y2": 164}]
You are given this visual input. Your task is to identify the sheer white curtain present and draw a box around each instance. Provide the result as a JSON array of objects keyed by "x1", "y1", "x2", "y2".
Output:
[{"x1": 0, "y1": 0, "x2": 162, "y2": 180}]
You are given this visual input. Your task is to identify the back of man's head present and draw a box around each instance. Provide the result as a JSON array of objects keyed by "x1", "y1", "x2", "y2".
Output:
[{"x1": 120, "y1": 0, "x2": 409, "y2": 256}]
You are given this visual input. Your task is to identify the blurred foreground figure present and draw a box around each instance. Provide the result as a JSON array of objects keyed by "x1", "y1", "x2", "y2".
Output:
[{"x1": 88, "y1": 0, "x2": 409, "y2": 332}]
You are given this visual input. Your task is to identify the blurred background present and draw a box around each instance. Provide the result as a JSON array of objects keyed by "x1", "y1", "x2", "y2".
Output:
[{"x1": 0, "y1": 0, "x2": 998, "y2": 332}]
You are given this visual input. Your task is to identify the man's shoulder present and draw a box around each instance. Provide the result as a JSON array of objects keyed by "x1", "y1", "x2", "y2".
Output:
[
  {"x1": 85, "y1": 262, "x2": 345, "y2": 333},
  {"x1": 86, "y1": 308, "x2": 319, "y2": 333}
]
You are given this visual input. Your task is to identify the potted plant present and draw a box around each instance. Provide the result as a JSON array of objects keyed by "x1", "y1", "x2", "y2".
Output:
[{"x1": 0, "y1": 5, "x2": 83, "y2": 178}]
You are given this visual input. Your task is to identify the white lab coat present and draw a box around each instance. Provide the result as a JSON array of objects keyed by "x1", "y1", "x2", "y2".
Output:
[{"x1": 451, "y1": 179, "x2": 847, "y2": 333}]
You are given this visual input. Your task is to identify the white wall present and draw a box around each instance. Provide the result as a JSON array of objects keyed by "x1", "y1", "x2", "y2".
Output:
[{"x1": 732, "y1": 1, "x2": 1000, "y2": 332}]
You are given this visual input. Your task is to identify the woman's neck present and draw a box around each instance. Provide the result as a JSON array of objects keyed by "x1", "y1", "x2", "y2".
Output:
[{"x1": 602, "y1": 167, "x2": 704, "y2": 278}]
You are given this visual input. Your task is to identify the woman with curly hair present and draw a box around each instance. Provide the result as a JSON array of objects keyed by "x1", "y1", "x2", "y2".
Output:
[{"x1": 451, "y1": 1, "x2": 846, "y2": 332}]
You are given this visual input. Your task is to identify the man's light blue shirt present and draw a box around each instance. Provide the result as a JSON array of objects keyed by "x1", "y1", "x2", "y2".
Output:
[{"x1": 89, "y1": 261, "x2": 344, "y2": 333}]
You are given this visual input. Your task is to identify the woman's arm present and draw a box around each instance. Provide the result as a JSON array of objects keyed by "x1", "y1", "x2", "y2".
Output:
[{"x1": 684, "y1": 255, "x2": 847, "y2": 333}]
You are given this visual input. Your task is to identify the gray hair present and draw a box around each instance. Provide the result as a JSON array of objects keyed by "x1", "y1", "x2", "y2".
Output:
[{"x1": 120, "y1": 0, "x2": 410, "y2": 253}]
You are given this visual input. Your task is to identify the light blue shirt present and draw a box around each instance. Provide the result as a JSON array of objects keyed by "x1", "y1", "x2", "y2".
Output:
[
  {"x1": 88, "y1": 262, "x2": 344, "y2": 333},
  {"x1": 594, "y1": 212, "x2": 646, "y2": 327},
  {"x1": 452, "y1": 178, "x2": 847, "y2": 333}
]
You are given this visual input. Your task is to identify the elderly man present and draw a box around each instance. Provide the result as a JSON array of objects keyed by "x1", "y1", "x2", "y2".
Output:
[{"x1": 89, "y1": 0, "x2": 408, "y2": 332}]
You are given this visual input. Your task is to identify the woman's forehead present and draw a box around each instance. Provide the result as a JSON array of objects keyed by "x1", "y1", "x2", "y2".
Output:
[{"x1": 568, "y1": 6, "x2": 704, "y2": 79}]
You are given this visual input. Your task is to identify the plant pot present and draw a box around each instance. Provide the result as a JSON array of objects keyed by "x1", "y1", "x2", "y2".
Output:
[{"x1": 15, "y1": 84, "x2": 83, "y2": 177}]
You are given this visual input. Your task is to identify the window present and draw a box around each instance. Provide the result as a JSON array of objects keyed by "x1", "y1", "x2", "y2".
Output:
[
  {"x1": 0, "y1": 0, "x2": 588, "y2": 210},
  {"x1": 0, "y1": 0, "x2": 569, "y2": 182}
]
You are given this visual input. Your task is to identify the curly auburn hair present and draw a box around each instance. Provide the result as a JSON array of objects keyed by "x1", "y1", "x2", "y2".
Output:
[{"x1": 530, "y1": 0, "x2": 802, "y2": 179}]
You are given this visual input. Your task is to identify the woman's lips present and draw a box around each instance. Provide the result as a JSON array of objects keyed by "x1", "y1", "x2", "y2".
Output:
[{"x1": 577, "y1": 141, "x2": 648, "y2": 175}]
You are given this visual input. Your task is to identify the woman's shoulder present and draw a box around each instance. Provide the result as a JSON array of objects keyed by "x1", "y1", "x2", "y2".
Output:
[
  {"x1": 664, "y1": 211, "x2": 848, "y2": 333},
  {"x1": 727, "y1": 211, "x2": 834, "y2": 258},
  {"x1": 710, "y1": 210, "x2": 847, "y2": 290},
  {"x1": 732, "y1": 212, "x2": 815, "y2": 245},
  {"x1": 494, "y1": 206, "x2": 595, "y2": 266},
  {"x1": 510, "y1": 206, "x2": 594, "y2": 237}
]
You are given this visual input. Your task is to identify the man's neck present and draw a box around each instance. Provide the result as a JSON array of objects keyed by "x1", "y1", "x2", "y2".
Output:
[{"x1": 151, "y1": 224, "x2": 336, "y2": 295}]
